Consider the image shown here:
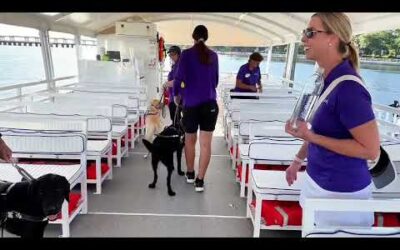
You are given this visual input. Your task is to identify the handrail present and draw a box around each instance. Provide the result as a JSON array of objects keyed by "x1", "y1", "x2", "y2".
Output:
[
  {"x1": 0, "y1": 75, "x2": 77, "y2": 103},
  {"x1": 0, "y1": 79, "x2": 48, "y2": 91},
  {"x1": 0, "y1": 75, "x2": 76, "y2": 92},
  {"x1": 0, "y1": 89, "x2": 50, "y2": 103},
  {"x1": 374, "y1": 103, "x2": 400, "y2": 115}
]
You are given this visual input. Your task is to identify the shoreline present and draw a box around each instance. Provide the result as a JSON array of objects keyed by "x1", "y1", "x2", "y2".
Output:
[{"x1": 217, "y1": 52, "x2": 400, "y2": 72}]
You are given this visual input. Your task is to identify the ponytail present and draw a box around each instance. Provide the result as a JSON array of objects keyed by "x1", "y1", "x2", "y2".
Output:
[
  {"x1": 339, "y1": 40, "x2": 360, "y2": 72},
  {"x1": 195, "y1": 40, "x2": 211, "y2": 65},
  {"x1": 314, "y1": 13, "x2": 359, "y2": 72},
  {"x1": 192, "y1": 25, "x2": 211, "y2": 65},
  {"x1": 347, "y1": 42, "x2": 360, "y2": 73}
]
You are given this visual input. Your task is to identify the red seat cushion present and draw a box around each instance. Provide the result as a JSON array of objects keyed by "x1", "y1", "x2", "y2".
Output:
[
  {"x1": 128, "y1": 129, "x2": 133, "y2": 139},
  {"x1": 87, "y1": 162, "x2": 110, "y2": 179},
  {"x1": 56, "y1": 193, "x2": 82, "y2": 219},
  {"x1": 112, "y1": 141, "x2": 118, "y2": 155},
  {"x1": 229, "y1": 147, "x2": 240, "y2": 159},
  {"x1": 374, "y1": 213, "x2": 400, "y2": 227},
  {"x1": 251, "y1": 200, "x2": 302, "y2": 226},
  {"x1": 262, "y1": 200, "x2": 302, "y2": 226},
  {"x1": 252, "y1": 201, "x2": 400, "y2": 228}
]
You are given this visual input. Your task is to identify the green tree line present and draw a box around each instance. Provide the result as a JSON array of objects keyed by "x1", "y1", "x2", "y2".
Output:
[
  {"x1": 212, "y1": 28, "x2": 400, "y2": 58},
  {"x1": 354, "y1": 29, "x2": 400, "y2": 58},
  {"x1": 297, "y1": 29, "x2": 400, "y2": 58},
  {"x1": 173, "y1": 29, "x2": 400, "y2": 59}
]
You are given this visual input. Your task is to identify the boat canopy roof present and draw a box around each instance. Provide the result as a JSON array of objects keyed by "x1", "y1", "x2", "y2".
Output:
[{"x1": 1, "y1": 13, "x2": 400, "y2": 46}]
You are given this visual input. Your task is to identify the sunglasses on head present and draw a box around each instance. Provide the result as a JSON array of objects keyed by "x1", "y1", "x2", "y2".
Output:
[{"x1": 302, "y1": 28, "x2": 328, "y2": 39}]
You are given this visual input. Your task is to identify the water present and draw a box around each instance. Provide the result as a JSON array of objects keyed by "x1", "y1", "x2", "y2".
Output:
[
  {"x1": 1, "y1": 46, "x2": 399, "y2": 105},
  {"x1": 215, "y1": 54, "x2": 400, "y2": 105},
  {"x1": 0, "y1": 45, "x2": 97, "y2": 84}
]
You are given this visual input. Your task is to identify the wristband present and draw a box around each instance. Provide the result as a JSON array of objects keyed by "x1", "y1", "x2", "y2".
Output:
[{"x1": 293, "y1": 155, "x2": 304, "y2": 164}]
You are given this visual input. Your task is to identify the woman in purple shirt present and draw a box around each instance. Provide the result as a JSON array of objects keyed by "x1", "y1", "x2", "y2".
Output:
[
  {"x1": 285, "y1": 13, "x2": 380, "y2": 227},
  {"x1": 173, "y1": 25, "x2": 219, "y2": 192},
  {"x1": 163, "y1": 45, "x2": 181, "y2": 123},
  {"x1": 233, "y1": 53, "x2": 263, "y2": 91},
  {"x1": 231, "y1": 52, "x2": 263, "y2": 100}
]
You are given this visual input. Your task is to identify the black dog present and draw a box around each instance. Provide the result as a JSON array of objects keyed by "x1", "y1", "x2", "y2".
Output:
[
  {"x1": 0, "y1": 174, "x2": 70, "y2": 238},
  {"x1": 142, "y1": 120, "x2": 185, "y2": 196}
]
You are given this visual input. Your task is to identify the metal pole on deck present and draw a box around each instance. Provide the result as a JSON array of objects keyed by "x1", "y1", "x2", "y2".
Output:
[
  {"x1": 75, "y1": 34, "x2": 81, "y2": 81},
  {"x1": 265, "y1": 45, "x2": 273, "y2": 77},
  {"x1": 39, "y1": 29, "x2": 55, "y2": 92},
  {"x1": 284, "y1": 42, "x2": 299, "y2": 81},
  {"x1": 283, "y1": 42, "x2": 299, "y2": 87}
]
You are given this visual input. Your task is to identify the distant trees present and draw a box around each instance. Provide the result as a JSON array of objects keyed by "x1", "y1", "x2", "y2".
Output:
[
  {"x1": 354, "y1": 29, "x2": 400, "y2": 58},
  {"x1": 169, "y1": 29, "x2": 400, "y2": 59},
  {"x1": 210, "y1": 46, "x2": 268, "y2": 53}
]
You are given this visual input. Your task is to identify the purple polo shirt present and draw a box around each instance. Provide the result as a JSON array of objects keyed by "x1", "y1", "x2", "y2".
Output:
[
  {"x1": 307, "y1": 59, "x2": 375, "y2": 192},
  {"x1": 173, "y1": 46, "x2": 219, "y2": 108},
  {"x1": 233, "y1": 63, "x2": 261, "y2": 92},
  {"x1": 167, "y1": 60, "x2": 179, "y2": 99}
]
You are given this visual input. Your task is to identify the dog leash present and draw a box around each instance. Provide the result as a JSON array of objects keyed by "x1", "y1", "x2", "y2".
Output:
[
  {"x1": 172, "y1": 99, "x2": 183, "y2": 127},
  {"x1": 10, "y1": 159, "x2": 35, "y2": 181},
  {"x1": 144, "y1": 89, "x2": 166, "y2": 116}
]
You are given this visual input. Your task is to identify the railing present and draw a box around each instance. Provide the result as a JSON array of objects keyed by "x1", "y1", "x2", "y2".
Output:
[
  {"x1": 0, "y1": 35, "x2": 97, "y2": 47},
  {"x1": 0, "y1": 75, "x2": 77, "y2": 105},
  {"x1": 374, "y1": 103, "x2": 400, "y2": 131}
]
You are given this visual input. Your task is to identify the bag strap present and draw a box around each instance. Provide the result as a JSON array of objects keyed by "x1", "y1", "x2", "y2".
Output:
[{"x1": 309, "y1": 74, "x2": 365, "y2": 122}]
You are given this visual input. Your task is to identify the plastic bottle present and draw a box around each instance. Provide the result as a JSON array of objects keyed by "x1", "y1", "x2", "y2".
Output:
[{"x1": 289, "y1": 67, "x2": 325, "y2": 129}]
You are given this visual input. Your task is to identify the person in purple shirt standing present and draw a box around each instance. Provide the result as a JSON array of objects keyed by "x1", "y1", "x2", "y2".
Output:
[
  {"x1": 163, "y1": 45, "x2": 181, "y2": 123},
  {"x1": 173, "y1": 25, "x2": 219, "y2": 192},
  {"x1": 231, "y1": 52, "x2": 263, "y2": 99},
  {"x1": 284, "y1": 13, "x2": 380, "y2": 227}
]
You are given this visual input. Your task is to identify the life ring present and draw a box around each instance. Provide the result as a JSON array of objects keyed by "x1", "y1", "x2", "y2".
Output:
[
  {"x1": 158, "y1": 36, "x2": 166, "y2": 62},
  {"x1": 163, "y1": 88, "x2": 170, "y2": 105}
]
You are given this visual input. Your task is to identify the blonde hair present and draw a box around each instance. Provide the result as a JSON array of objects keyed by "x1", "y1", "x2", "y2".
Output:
[
  {"x1": 151, "y1": 99, "x2": 160, "y2": 107},
  {"x1": 313, "y1": 12, "x2": 360, "y2": 72}
]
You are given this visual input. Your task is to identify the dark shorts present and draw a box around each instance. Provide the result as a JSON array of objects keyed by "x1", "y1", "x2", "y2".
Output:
[{"x1": 182, "y1": 100, "x2": 219, "y2": 133}]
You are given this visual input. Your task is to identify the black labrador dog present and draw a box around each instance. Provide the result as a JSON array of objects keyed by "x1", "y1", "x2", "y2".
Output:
[
  {"x1": 142, "y1": 109, "x2": 185, "y2": 196},
  {"x1": 0, "y1": 174, "x2": 70, "y2": 238}
]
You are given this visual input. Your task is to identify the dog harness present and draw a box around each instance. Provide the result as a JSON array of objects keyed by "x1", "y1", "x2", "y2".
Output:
[
  {"x1": 0, "y1": 181, "x2": 48, "y2": 223},
  {"x1": 0, "y1": 170, "x2": 47, "y2": 238},
  {"x1": 0, "y1": 181, "x2": 14, "y2": 210},
  {"x1": 6, "y1": 211, "x2": 48, "y2": 222},
  {"x1": 1, "y1": 181, "x2": 15, "y2": 237}
]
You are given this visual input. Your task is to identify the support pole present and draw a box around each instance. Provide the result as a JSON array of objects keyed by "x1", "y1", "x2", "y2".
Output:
[{"x1": 39, "y1": 29, "x2": 55, "y2": 91}]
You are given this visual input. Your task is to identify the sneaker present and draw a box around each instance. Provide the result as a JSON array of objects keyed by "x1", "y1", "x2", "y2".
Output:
[
  {"x1": 186, "y1": 171, "x2": 195, "y2": 183},
  {"x1": 194, "y1": 178, "x2": 204, "y2": 192}
]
